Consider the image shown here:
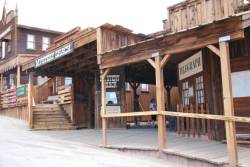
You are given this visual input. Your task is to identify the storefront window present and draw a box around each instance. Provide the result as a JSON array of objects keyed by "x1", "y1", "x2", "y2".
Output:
[
  {"x1": 65, "y1": 77, "x2": 72, "y2": 87},
  {"x1": 182, "y1": 81, "x2": 189, "y2": 106},
  {"x1": 232, "y1": 70, "x2": 250, "y2": 97},
  {"x1": 106, "y1": 92, "x2": 118, "y2": 105},
  {"x1": 141, "y1": 84, "x2": 148, "y2": 92},
  {"x1": 195, "y1": 76, "x2": 204, "y2": 104}
]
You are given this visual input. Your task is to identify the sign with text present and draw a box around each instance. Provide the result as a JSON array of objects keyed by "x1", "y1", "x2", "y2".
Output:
[
  {"x1": 35, "y1": 43, "x2": 74, "y2": 68},
  {"x1": 106, "y1": 75, "x2": 120, "y2": 89},
  {"x1": 178, "y1": 51, "x2": 203, "y2": 80},
  {"x1": 17, "y1": 85, "x2": 26, "y2": 97}
]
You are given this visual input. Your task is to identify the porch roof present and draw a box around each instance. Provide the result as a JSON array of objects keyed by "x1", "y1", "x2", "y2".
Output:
[
  {"x1": 99, "y1": 11, "x2": 250, "y2": 70},
  {"x1": 23, "y1": 24, "x2": 143, "y2": 78},
  {"x1": 0, "y1": 54, "x2": 37, "y2": 73}
]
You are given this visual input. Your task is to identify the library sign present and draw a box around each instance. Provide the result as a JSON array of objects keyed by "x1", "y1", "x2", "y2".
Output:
[
  {"x1": 178, "y1": 51, "x2": 203, "y2": 80},
  {"x1": 35, "y1": 43, "x2": 74, "y2": 68}
]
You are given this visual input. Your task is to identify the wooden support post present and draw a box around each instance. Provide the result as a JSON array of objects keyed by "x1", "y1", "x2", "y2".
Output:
[
  {"x1": 155, "y1": 55, "x2": 166, "y2": 151},
  {"x1": 17, "y1": 65, "x2": 21, "y2": 87},
  {"x1": 101, "y1": 68, "x2": 111, "y2": 146},
  {"x1": 28, "y1": 73, "x2": 34, "y2": 128},
  {"x1": 219, "y1": 42, "x2": 238, "y2": 166}
]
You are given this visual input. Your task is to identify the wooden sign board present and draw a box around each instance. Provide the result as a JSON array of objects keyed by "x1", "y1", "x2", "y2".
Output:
[
  {"x1": 178, "y1": 51, "x2": 203, "y2": 80},
  {"x1": 35, "y1": 43, "x2": 74, "y2": 68}
]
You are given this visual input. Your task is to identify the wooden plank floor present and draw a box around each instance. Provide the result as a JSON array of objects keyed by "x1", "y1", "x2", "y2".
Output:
[{"x1": 36, "y1": 128, "x2": 250, "y2": 167}]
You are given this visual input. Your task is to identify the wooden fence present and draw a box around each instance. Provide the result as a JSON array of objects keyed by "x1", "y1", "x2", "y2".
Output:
[{"x1": 0, "y1": 85, "x2": 29, "y2": 121}]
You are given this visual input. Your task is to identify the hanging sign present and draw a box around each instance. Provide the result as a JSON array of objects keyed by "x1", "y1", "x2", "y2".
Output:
[
  {"x1": 17, "y1": 85, "x2": 26, "y2": 97},
  {"x1": 35, "y1": 43, "x2": 74, "y2": 68},
  {"x1": 178, "y1": 51, "x2": 203, "y2": 80}
]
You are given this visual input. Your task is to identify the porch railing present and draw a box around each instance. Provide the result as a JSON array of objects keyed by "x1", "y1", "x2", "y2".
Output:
[
  {"x1": 177, "y1": 104, "x2": 211, "y2": 138},
  {"x1": 57, "y1": 85, "x2": 72, "y2": 105}
]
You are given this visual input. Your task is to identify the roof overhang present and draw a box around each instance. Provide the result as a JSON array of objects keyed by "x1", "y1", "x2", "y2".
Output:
[{"x1": 99, "y1": 12, "x2": 250, "y2": 70}]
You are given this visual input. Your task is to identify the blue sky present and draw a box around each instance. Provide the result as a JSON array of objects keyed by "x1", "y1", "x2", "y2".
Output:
[{"x1": 1, "y1": 0, "x2": 182, "y2": 34}]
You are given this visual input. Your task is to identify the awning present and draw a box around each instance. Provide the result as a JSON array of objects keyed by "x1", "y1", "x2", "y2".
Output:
[{"x1": 0, "y1": 54, "x2": 38, "y2": 73}]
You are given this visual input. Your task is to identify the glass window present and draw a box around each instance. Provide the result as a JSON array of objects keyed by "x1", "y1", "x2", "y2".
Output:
[
  {"x1": 125, "y1": 82, "x2": 130, "y2": 91},
  {"x1": 106, "y1": 92, "x2": 118, "y2": 105},
  {"x1": 55, "y1": 77, "x2": 62, "y2": 93},
  {"x1": 65, "y1": 77, "x2": 72, "y2": 87},
  {"x1": 232, "y1": 70, "x2": 250, "y2": 97},
  {"x1": 195, "y1": 76, "x2": 205, "y2": 104},
  {"x1": 42, "y1": 37, "x2": 50, "y2": 51},
  {"x1": 141, "y1": 84, "x2": 149, "y2": 92},
  {"x1": 27, "y1": 34, "x2": 35, "y2": 50},
  {"x1": 7, "y1": 41, "x2": 11, "y2": 52},
  {"x1": 182, "y1": 81, "x2": 189, "y2": 106}
]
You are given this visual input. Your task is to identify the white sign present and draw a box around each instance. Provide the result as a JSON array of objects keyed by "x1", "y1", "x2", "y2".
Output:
[
  {"x1": 106, "y1": 106, "x2": 121, "y2": 113},
  {"x1": 106, "y1": 75, "x2": 120, "y2": 88},
  {"x1": 35, "y1": 43, "x2": 73, "y2": 68},
  {"x1": 178, "y1": 51, "x2": 203, "y2": 80}
]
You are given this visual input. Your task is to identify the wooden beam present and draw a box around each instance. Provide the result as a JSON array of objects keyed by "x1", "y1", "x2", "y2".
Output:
[
  {"x1": 207, "y1": 45, "x2": 220, "y2": 57},
  {"x1": 219, "y1": 42, "x2": 238, "y2": 166},
  {"x1": 147, "y1": 59, "x2": 156, "y2": 69},
  {"x1": 103, "y1": 111, "x2": 158, "y2": 118},
  {"x1": 155, "y1": 56, "x2": 166, "y2": 151},
  {"x1": 102, "y1": 68, "x2": 111, "y2": 79},
  {"x1": 17, "y1": 65, "x2": 21, "y2": 87},
  {"x1": 160, "y1": 54, "x2": 171, "y2": 68}
]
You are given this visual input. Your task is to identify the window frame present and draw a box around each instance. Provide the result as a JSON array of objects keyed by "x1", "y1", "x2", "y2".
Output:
[
  {"x1": 26, "y1": 34, "x2": 36, "y2": 50},
  {"x1": 42, "y1": 36, "x2": 50, "y2": 51}
]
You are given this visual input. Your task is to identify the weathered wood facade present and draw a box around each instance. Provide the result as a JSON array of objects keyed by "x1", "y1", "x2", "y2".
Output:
[
  {"x1": 23, "y1": 24, "x2": 145, "y2": 129},
  {"x1": 0, "y1": 3, "x2": 62, "y2": 119},
  {"x1": 99, "y1": 1, "x2": 250, "y2": 166}
]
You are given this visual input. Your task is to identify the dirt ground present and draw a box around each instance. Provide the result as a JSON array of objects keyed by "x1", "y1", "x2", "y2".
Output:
[{"x1": 0, "y1": 117, "x2": 176, "y2": 167}]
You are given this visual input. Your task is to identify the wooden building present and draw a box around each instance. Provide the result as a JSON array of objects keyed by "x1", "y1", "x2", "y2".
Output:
[
  {"x1": 23, "y1": 25, "x2": 150, "y2": 129},
  {"x1": 98, "y1": 0, "x2": 250, "y2": 166},
  {"x1": 0, "y1": 2, "x2": 62, "y2": 120}
]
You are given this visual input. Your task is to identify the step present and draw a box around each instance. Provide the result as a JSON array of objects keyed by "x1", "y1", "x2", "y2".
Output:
[
  {"x1": 34, "y1": 117, "x2": 70, "y2": 122},
  {"x1": 34, "y1": 121, "x2": 72, "y2": 126},
  {"x1": 33, "y1": 111, "x2": 66, "y2": 115},
  {"x1": 35, "y1": 104, "x2": 59, "y2": 108},
  {"x1": 33, "y1": 125, "x2": 76, "y2": 131},
  {"x1": 32, "y1": 108, "x2": 61, "y2": 112}
]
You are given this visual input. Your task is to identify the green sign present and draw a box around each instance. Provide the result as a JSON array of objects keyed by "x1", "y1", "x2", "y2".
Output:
[{"x1": 17, "y1": 85, "x2": 26, "y2": 97}]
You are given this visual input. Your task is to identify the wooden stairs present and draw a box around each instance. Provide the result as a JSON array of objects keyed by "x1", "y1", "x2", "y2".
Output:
[{"x1": 32, "y1": 104, "x2": 75, "y2": 130}]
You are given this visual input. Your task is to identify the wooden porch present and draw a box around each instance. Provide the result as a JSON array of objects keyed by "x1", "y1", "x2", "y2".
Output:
[
  {"x1": 35, "y1": 128, "x2": 250, "y2": 167},
  {"x1": 98, "y1": 3, "x2": 250, "y2": 166}
]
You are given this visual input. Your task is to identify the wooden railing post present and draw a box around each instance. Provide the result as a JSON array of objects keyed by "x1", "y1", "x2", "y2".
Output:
[{"x1": 219, "y1": 41, "x2": 238, "y2": 166}]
